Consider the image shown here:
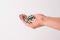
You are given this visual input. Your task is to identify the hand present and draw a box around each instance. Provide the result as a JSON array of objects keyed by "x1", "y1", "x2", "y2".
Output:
[{"x1": 19, "y1": 14, "x2": 45, "y2": 29}]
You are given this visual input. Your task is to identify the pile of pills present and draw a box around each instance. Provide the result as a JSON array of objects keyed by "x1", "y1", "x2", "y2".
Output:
[{"x1": 24, "y1": 15, "x2": 35, "y2": 23}]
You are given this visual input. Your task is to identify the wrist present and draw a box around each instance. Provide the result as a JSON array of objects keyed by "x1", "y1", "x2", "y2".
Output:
[
  {"x1": 43, "y1": 15, "x2": 49, "y2": 26},
  {"x1": 43, "y1": 15, "x2": 52, "y2": 26}
]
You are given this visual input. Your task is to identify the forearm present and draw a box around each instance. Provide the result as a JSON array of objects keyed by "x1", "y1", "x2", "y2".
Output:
[{"x1": 44, "y1": 16, "x2": 60, "y2": 30}]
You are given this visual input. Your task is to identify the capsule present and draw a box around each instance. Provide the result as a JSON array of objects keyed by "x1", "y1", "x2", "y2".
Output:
[{"x1": 24, "y1": 15, "x2": 35, "y2": 23}]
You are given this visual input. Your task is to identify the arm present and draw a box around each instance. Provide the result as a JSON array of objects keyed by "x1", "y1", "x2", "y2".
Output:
[
  {"x1": 19, "y1": 14, "x2": 60, "y2": 30},
  {"x1": 44, "y1": 16, "x2": 60, "y2": 30}
]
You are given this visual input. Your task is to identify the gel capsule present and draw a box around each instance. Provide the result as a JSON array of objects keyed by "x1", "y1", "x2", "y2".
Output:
[{"x1": 24, "y1": 15, "x2": 35, "y2": 23}]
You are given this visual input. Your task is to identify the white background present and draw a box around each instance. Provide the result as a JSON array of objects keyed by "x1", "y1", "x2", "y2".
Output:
[{"x1": 0, "y1": 0, "x2": 60, "y2": 40}]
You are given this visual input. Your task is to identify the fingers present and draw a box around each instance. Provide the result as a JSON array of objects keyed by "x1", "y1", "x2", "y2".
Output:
[
  {"x1": 19, "y1": 14, "x2": 33, "y2": 27},
  {"x1": 19, "y1": 14, "x2": 27, "y2": 24}
]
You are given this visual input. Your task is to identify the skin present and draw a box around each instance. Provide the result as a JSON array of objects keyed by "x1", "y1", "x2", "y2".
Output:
[{"x1": 19, "y1": 14, "x2": 60, "y2": 30}]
